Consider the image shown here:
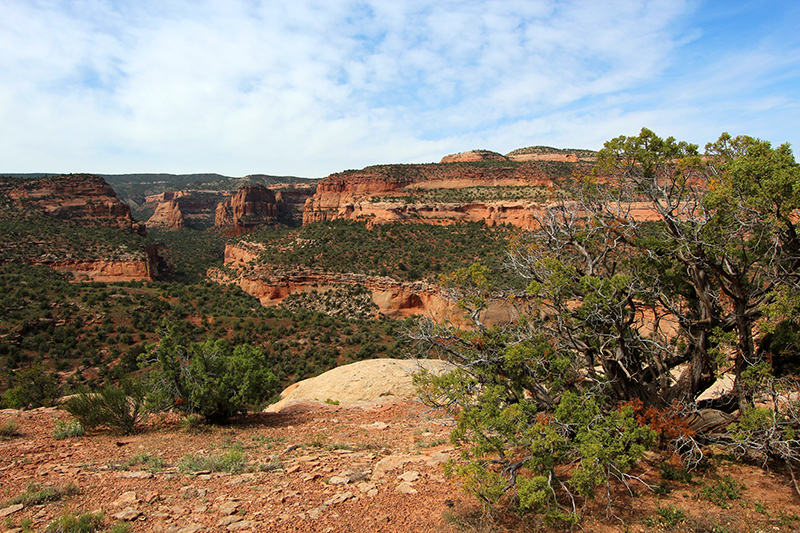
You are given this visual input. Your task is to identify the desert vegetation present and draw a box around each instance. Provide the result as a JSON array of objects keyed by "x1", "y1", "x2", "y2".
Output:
[
  {"x1": 411, "y1": 129, "x2": 800, "y2": 526},
  {"x1": 0, "y1": 262, "x2": 402, "y2": 415},
  {"x1": 2, "y1": 132, "x2": 800, "y2": 531},
  {"x1": 244, "y1": 219, "x2": 516, "y2": 283}
]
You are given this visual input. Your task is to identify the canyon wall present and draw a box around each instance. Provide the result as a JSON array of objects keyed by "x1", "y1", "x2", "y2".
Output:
[
  {"x1": 215, "y1": 185, "x2": 279, "y2": 229},
  {"x1": 48, "y1": 244, "x2": 161, "y2": 282},
  {"x1": 7, "y1": 173, "x2": 146, "y2": 235},
  {"x1": 2, "y1": 174, "x2": 160, "y2": 282},
  {"x1": 302, "y1": 159, "x2": 590, "y2": 228},
  {"x1": 213, "y1": 243, "x2": 514, "y2": 323}
]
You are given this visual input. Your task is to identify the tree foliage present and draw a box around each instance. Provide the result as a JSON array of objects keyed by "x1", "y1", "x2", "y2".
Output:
[
  {"x1": 412, "y1": 128, "x2": 800, "y2": 521},
  {"x1": 143, "y1": 324, "x2": 278, "y2": 424}
]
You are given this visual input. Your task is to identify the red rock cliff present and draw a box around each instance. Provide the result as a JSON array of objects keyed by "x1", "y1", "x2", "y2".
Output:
[
  {"x1": 302, "y1": 160, "x2": 590, "y2": 227},
  {"x1": 8, "y1": 174, "x2": 146, "y2": 235},
  {"x1": 215, "y1": 185, "x2": 279, "y2": 229},
  {"x1": 147, "y1": 200, "x2": 186, "y2": 229},
  {"x1": 212, "y1": 243, "x2": 514, "y2": 323}
]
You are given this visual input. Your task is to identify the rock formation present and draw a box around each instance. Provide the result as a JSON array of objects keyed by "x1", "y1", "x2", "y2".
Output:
[
  {"x1": 51, "y1": 244, "x2": 161, "y2": 282},
  {"x1": 1, "y1": 174, "x2": 160, "y2": 281},
  {"x1": 440, "y1": 150, "x2": 508, "y2": 163},
  {"x1": 302, "y1": 159, "x2": 589, "y2": 227},
  {"x1": 215, "y1": 185, "x2": 280, "y2": 229},
  {"x1": 211, "y1": 243, "x2": 516, "y2": 323},
  {"x1": 265, "y1": 358, "x2": 454, "y2": 412},
  {"x1": 147, "y1": 200, "x2": 185, "y2": 229},
  {"x1": 6, "y1": 174, "x2": 146, "y2": 235}
]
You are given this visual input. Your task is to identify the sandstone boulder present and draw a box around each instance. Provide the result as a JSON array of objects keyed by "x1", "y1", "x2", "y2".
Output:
[{"x1": 265, "y1": 358, "x2": 453, "y2": 412}]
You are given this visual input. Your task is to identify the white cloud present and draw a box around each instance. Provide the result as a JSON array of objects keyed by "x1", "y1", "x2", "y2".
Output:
[{"x1": 0, "y1": 0, "x2": 798, "y2": 176}]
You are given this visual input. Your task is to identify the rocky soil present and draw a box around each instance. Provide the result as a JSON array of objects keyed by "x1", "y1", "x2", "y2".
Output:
[{"x1": 3, "y1": 399, "x2": 800, "y2": 533}]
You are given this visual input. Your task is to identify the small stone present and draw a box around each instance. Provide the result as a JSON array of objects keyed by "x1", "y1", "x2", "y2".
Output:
[
  {"x1": 216, "y1": 502, "x2": 239, "y2": 515},
  {"x1": 143, "y1": 491, "x2": 160, "y2": 504},
  {"x1": 397, "y1": 471, "x2": 420, "y2": 482},
  {"x1": 356, "y1": 482, "x2": 376, "y2": 494},
  {"x1": 217, "y1": 516, "x2": 243, "y2": 527},
  {"x1": 324, "y1": 492, "x2": 354, "y2": 506},
  {"x1": 113, "y1": 491, "x2": 139, "y2": 507},
  {"x1": 429, "y1": 451, "x2": 450, "y2": 464},
  {"x1": 176, "y1": 523, "x2": 205, "y2": 533},
  {"x1": 180, "y1": 488, "x2": 199, "y2": 499},
  {"x1": 327, "y1": 476, "x2": 349, "y2": 485},
  {"x1": 192, "y1": 504, "x2": 207, "y2": 514},
  {"x1": 227, "y1": 520, "x2": 256, "y2": 531},
  {"x1": 396, "y1": 482, "x2": 418, "y2": 495},
  {"x1": 112, "y1": 507, "x2": 141, "y2": 521},
  {"x1": 0, "y1": 503, "x2": 24, "y2": 518},
  {"x1": 306, "y1": 506, "x2": 326, "y2": 520},
  {"x1": 119, "y1": 471, "x2": 154, "y2": 479}
]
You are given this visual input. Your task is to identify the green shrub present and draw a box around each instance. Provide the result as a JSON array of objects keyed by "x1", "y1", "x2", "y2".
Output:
[
  {"x1": 52, "y1": 419, "x2": 85, "y2": 439},
  {"x1": 178, "y1": 448, "x2": 248, "y2": 474},
  {"x1": 62, "y1": 380, "x2": 146, "y2": 435},
  {"x1": 110, "y1": 451, "x2": 167, "y2": 472},
  {"x1": 702, "y1": 475, "x2": 744, "y2": 508},
  {"x1": 5, "y1": 481, "x2": 79, "y2": 507},
  {"x1": 0, "y1": 418, "x2": 18, "y2": 438},
  {"x1": 3, "y1": 364, "x2": 61, "y2": 409},
  {"x1": 44, "y1": 511, "x2": 103, "y2": 533},
  {"x1": 144, "y1": 324, "x2": 278, "y2": 424},
  {"x1": 646, "y1": 505, "x2": 686, "y2": 528}
]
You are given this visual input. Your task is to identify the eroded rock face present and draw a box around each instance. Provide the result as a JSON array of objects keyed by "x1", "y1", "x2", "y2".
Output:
[
  {"x1": 215, "y1": 185, "x2": 279, "y2": 229},
  {"x1": 440, "y1": 150, "x2": 508, "y2": 163},
  {"x1": 51, "y1": 244, "x2": 161, "y2": 282},
  {"x1": 265, "y1": 358, "x2": 454, "y2": 411},
  {"x1": 147, "y1": 200, "x2": 185, "y2": 229},
  {"x1": 302, "y1": 161, "x2": 587, "y2": 227},
  {"x1": 7, "y1": 174, "x2": 146, "y2": 235},
  {"x1": 2, "y1": 174, "x2": 160, "y2": 281},
  {"x1": 211, "y1": 243, "x2": 516, "y2": 323}
]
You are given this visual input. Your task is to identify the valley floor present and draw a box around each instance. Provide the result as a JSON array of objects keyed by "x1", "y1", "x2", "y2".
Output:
[{"x1": 2, "y1": 401, "x2": 800, "y2": 532}]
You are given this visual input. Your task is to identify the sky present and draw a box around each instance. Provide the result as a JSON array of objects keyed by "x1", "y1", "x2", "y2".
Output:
[{"x1": 1, "y1": 0, "x2": 799, "y2": 178}]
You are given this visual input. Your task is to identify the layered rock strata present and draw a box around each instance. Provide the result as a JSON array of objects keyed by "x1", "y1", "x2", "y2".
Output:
[
  {"x1": 302, "y1": 160, "x2": 589, "y2": 227},
  {"x1": 215, "y1": 185, "x2": 279, "y2": 229},
  {"x1": 6, "y1": 174, "x2": 146, "y2": 235},
  {"x1": 211, "y1": 243, "x2": 514, "y2": 323}
]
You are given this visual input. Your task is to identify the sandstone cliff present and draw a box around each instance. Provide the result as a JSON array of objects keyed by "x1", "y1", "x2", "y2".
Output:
[
  {"x1": 147, "y1": 200, "x2": 186, "y2": 229},
  {"x1": 215, "y1": 185, "x2": 280, "y2": 230},
  {"x1": 211, "y1": 243, "x2": 515, "y2": 323},
  {"x1": 6, "y1": 174, "x2": 146, "y2": 235},
  {"x1": 302, "y1": 159, "x2": 589, "y2": 227},
  {"x1": 49, "y1": 244, "x2": 161, "y2": 282},
  {"x1": 1, "y1": 174, "x2": 160, "y2": 281},
  {"x1": 439, "y1": 150, "x2": 508, "y2": 163}
]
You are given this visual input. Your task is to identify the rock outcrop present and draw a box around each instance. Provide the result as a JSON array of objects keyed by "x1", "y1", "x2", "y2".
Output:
[
  {"x1": 6, "y1": 174, "x2": 146, "y2": 235},
  {"x1": 147, "y1": 200, "x2": 185, "y2": 229},
  {"x1": 50, "y1": 244, "x2": 161, "y2": 282},
  {"x1": 302, "y1": 159, "x2": 590, "y2": 227},
  {"x1": 440, "y1": 150, "x2": 508, "y2": 163},
  {"x1": 215, "y1": 185, "x2": 279, "y2": 229},
  {"x1": 265, "y1": 358, "x2": 454, "y2": 412},
  {"x1": 211, "y1": 243, "x2": 515, "y2": 323},
  {"x1": 1, "y1": 174, "x2": 160, "y2": 281}
]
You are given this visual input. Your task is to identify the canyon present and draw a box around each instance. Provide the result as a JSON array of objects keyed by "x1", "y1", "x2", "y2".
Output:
[
  {"x1": 143, "y1": 184, "x2": 315, "y2": 230},
  {"x1": 213, "y1": 243, "x2": 515, "y2": 323},
  {"x1": 1, "y1": 174, "x2": 159, "y2": 282},
  {"x1": 301, "y1": 154, "x2": 593, "y2": 228}
]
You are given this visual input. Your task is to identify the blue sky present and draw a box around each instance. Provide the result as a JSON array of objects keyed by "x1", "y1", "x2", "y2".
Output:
[{"x1": 1, "y1": 0, "x2": 798, "y2": 178}]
